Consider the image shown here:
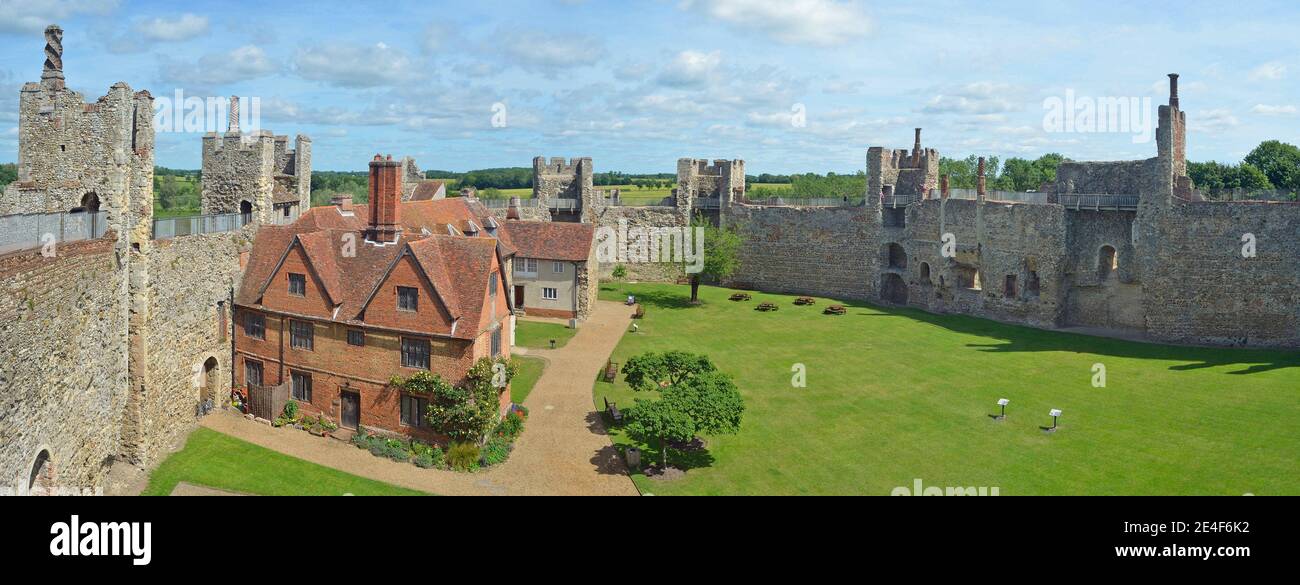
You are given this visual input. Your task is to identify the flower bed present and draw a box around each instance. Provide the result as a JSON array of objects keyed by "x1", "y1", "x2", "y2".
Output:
[{"x1": 348, "y1": 404, "x2": 529, "y2": 473}]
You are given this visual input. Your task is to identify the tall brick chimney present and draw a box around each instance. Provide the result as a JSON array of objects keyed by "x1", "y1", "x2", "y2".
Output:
[
  {"x1": 367, "y1": 154, "x2": 402, "y2": 243},
  {"x1": 1168, "y1": 73, "x2": 1179, "y2": 109},
  {"x1": 940, "y1": 174, "x2": 950, "y2": 200},
  {"x1": 41, "y1": 25, "x2": 64, "y2": 91},
  {"x1": 976, "y1": 157, "x2": 987, "y2": 199}
]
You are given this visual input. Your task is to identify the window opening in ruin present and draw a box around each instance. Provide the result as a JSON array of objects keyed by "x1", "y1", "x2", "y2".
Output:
[
  {"x1": 240, "y1": 200, "x2": 253, "y2": 223},
  {"x1": 217, "y1": 301, "x2": 227, "y2": 341},
  {"x1": 28, "y1": 450, "x2": 52, "y2": 493},
  {"x1": 1027, "y1": 271, "x2": 1041, "y2": 297},
  {"x1": 919, "y1": 262, "x2": 931, "y2": 284},
  {"x1": 1004, "y1": 275, "x2": 1017, "y2": 298},
  {"x1": 1098, "y1": 245, "x2": 1117, "y2": 281},
  {"x1": 886, "y1": 243, "x2": 907, "y2": 269}
]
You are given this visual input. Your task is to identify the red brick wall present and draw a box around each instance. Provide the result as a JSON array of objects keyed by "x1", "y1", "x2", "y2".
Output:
[
  {"x1": 260, "y1": 244, "x2": 335, "y2": 319},
  {"x1": 522, "y1": 307, "x2": 576, "y2": 319},
  {"x1": 364, "y1": 253, "x2": 454, "y2": 335}
]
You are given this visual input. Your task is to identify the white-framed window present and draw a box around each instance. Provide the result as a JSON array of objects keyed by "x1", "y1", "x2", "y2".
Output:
[
  {"x1": 553, "y1": 261, "x2": 564, "y2": 273},
  {"x1": 515, "y1": 258, "x2": 538, "y2": 275},
  {"x1": 542, "y1": 287, "x2": 558, "y2": 301}
]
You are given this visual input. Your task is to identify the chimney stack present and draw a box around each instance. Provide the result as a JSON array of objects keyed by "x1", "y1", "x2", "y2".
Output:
[
  {"x1": 1168, "y1": 73, "x2": 1179, "y2": 109},
  {"x1": 228, "y1": 95, "x2": 240, "y2": 133},
  {"x1": 977, "y1": 157, "x2": 987, "y2": 199},
  {"x1": 911, "y1": 128, "x2": 922, "y2": 166},
  {"x1": 506, "y1": 196, "x2": 521, "y2": 220},
  {"x1": 367, "y1": 154, "x2": 402, "y2": 243},
  {"x1": 940, "y1": 174, "x2": 950, "y2": 200},
  {"x1": 41, "y1": 25, "x2": 64, "y2": 91}
]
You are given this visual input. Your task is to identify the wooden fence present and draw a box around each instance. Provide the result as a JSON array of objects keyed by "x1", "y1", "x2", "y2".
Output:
[{"x1": 247, "y1": 382, "x2": 289, "y2": 421}]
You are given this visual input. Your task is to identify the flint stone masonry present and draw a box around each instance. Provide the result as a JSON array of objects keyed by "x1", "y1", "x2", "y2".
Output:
[
  {"x1": 0, "y1": 26, "x2": 256, "y2": 491},
  {"x1": 201, "y1": 107, "x2": 311, "y2": 225}
]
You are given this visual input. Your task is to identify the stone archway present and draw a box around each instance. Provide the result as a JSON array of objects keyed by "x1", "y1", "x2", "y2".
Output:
[
  {"x1": 28, "y1": 449, "x2": 53, "y2": 495},
  {"x1": 201, "y1": 356, "x2": 220, "y2": 409},
  {"x1": 881, "y1": 273, "x2": 908, "y2": 304},
  {"x1": 240, "y1": 200, "x2": 253, "y2": 224}
]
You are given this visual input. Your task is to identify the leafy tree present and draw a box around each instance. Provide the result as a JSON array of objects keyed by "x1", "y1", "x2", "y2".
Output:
[
  {"x1": 624, "y1": 398, "x2": 695, "y2": 468},
  {"x1": 1188, "y1": 161, "x2": 1273, "y2": 194},
  {"x1": 686, "y1": 214, "x2": 743, "y2": 304},
  {"x1": 661, "y1": 370, "x2": 744, "y2": 436},
  {"x1": 1243, "y1": 140, "x2": 1300, "y2": 191},
  {"x1": 621, "y1": 351, "x2": 716, "y2": 392}
]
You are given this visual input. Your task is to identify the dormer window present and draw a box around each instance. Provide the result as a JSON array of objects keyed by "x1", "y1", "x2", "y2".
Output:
[{"x1": 465, "y1": 220, "x2": 480, "y2": 236}]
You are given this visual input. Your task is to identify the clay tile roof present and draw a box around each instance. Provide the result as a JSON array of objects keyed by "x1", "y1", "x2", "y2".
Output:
[
  {"x1": 296, "y1": 231, "x2": 342, "y2": 304},
  {"x1": 237, "y1": 226, "x2": 299, "y2": 306},
  {"x1": 501, "y1": 220, "x2": 594, "y2": 261},
  {"x1": 413, "y1": 235, "x2": 500, "y2": 337},
  {"x1": 409, "y1": 180, "x2": 446, "y2": 201}
]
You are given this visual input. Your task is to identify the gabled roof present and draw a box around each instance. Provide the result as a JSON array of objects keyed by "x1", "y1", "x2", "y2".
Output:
[
  {"x1": 410, "y1": 180, "x2": 446, "y2": 201},
  {"x1": 500, "y1": 220, "x2": 595, "y2": 261}
]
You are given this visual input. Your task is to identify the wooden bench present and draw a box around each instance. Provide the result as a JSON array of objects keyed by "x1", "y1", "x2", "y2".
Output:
[
  {"x1": 604, "y1": 397, "x2": 623, "y2": 424},
  {"x1": 603, "y1": 360, "x2": 618, "y2": 382},
  {"x1": 632, "y1": 304, "x2": 645, "y2": 319}
]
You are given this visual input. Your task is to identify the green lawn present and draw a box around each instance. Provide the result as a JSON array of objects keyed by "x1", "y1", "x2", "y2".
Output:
[
  {"x1": 142, "y1": 428, "x2": 428, "y2": 496},
  {"x1": 595, "y1": 282, "x2": 1300, "y2": 495},
  {"x1": 511, "y1": 355, "x2": 546, "y2": 405},
  {"x1": 515, "y1": 319, "x2": 577, "y2": 349}
]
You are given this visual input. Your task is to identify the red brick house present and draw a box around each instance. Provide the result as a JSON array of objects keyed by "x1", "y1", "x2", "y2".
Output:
[{"x1": 233, "y1": 155, "x2": 520, "y2": 441}]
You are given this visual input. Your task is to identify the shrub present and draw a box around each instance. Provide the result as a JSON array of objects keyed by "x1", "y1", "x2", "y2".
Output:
[
  {"x1": 367, "y1": 435, "x2": 387, "y2": 457},
  {"x1": 480, "y1": 437, "x2": 512, "y2": 467},
  {"x1": 495, "y1": 411, "x2": 524, "y2": 439},
  {"x1": 414, "y1": 446, "x2": 444, "y2": 469},
  {"x1": 351, "y1": 428, "x2": 369, "y2": 449},
  {"x1": 384, "y1": 439, "x2": 410, "y2": 462},
  {"x1": 283, "y1": 399, "x2": 299, "y2": 420},
  {"x1": 446, "y1": 442, "x2": 480, "y2": 471}
]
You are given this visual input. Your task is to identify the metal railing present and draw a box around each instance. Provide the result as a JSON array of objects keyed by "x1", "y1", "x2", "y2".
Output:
[
  {"x1": 692, "y1": 197, "x2": 722, "y2": 209},
  {"x1": 1058, "y1": 194, "x2": 1139, "y2": 210},
  {"x1": 740, "y1": 196, "x2": 866, "y2": 208},
  {"x1": 985, "y1": 191, "x2": 1051, "y2": 204},
  {"x1": 548, "y1": 198, "x2": 580, "y2": 211},
  {"x1": 881, "y1": 194, "x2": 919, "y2": 208},
  {"x1": 152, "y1": 212, "x2": 250, "y2": 240},
  {"x1": 0, "y1": 211, "x2": 109, "y2": 255},
  {"x1": 605, "y1": 195, "x2": 676, "y2": 207},
  {"x1": 478, "y1": 197, "x2": 539, "y2": 209}
]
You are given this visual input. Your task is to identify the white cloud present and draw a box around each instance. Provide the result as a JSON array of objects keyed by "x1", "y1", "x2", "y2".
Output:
[
  {"x1": 1250, "y1": 104, "x2": 1297, "y2": 116},
  {"x1": 657, "y1": 50, "x2": 721, "y2": 87},
  {"x1": 1188, "y1": 108, "x2": 1239, "y2": 133},
  {"x1": 0, "y1": 0, "x2": 119, "y2": 35},
  {"x1": 495, "y1": 30, "x2": 604, "y2": 75},
  {"x1": 919, "y1": 82, "x2": 1020, "y2": 115},
  {"x1": 684, "y1": 0, "x2": 870, "y2": 47},
  {"x1": 133, "y1": 13, "x2": 209, "y2": 42},
  {"x1": 293, "y1": 42, "x2": 416, "y2": 88},
  {"x1": 1247, "y1": 61, "x2": 1286, "y2": 81},
  {"x1": 161, "y1": 44, "x2": 278, "y2": 86}
]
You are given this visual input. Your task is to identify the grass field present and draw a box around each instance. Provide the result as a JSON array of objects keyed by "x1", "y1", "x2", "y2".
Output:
[
  {"x1": 594, "y1": 282, "x2": 1300, "y2": 495},
  {"x1": 515, "y1": 319, "x2": 577, "y2": 349},
  {"x1": 142, "y1": 428, "x2": 427, "y2": 496},
  {"x1": 511, "y1": 355, "x2": 546, "y2": 404}
]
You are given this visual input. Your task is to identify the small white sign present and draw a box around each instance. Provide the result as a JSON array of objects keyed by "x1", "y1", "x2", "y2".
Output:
[
  {"x1": 1049, "y1": 409, "x2": 1062, "y2": 417},
  {"x1": 997, "y1": 398, "x2": 1010, "y2": 406}
]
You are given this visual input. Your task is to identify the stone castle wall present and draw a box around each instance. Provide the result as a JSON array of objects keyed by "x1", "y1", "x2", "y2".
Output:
[
  {"x1": 724, "y1": 203, "x2": 875, "y2": 301},
  {"x1": 0, "y1": 238, "x2": 128, "y2": 491}
]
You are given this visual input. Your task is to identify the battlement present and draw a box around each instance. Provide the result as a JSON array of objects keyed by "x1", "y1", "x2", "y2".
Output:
[{"x1": 533, "y1": 156, "x2": 592, "y2": 175}]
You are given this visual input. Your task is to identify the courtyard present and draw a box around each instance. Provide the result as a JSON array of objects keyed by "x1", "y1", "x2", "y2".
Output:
[{"x1": 595, "y1": 283, "x2": 1300, "y2": 495}]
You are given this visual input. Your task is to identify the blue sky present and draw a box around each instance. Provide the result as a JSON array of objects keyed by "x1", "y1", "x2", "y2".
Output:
[{"x1": 2, "y1": 0, "x2": 1298, "y2": 173}]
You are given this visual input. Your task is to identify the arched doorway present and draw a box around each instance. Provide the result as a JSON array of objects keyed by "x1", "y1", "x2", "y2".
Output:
[
  {"x1": 240, "y1": 200, "x2": 253, "y2": 224},
  {"x1": 881, "y1": 273, "x2": 908, "y2": 304},
  {"x1": 919, "y1": 262, "x2": 931, "y2": 284},
  {"x1": 28, "y1": 450, "x2": 53, "y2": 495},
  {"x1": 69, "y1": 193, "x2": 102, "y2": 237},
  {"x1": 1098, "y1": 245, "x2": 1117, "y2": 281},
  {"x1": 201, "y1": 357, "x2": 219, "y2": 412}
]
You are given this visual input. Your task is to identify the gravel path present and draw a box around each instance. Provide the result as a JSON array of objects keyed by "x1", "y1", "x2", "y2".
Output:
[{"x1": 201, "y1": 300, "x2": 639, "y2": 496}]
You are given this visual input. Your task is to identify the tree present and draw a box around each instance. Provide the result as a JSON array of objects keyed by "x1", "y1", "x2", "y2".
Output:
[
  {"x1": 621, "y1": 350, "x2": 716, "y2": 391},
  {"x1": 661, "y1": 370, "x2": 744, "y2": 436},
  {"x1": 1243, "y1": 140, "x2": 1300, "y2": 191},
  {"x1": 686, "y1": 214, "x2": 743, "y2": 304},
  {"x1": 625, "y1": 399, "x2": 695, "y2": 468},
  {"x1": 620, "y1": 352, "x2": 745, "y2": 469}
]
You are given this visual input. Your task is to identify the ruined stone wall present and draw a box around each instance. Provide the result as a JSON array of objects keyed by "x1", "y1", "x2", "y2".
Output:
[
  {"x1": 1054, "y1": 159, "x2": 1156, "y2": 197},
  {"x1": 590, "y1": 204, "x2": 689, "y2": 282},
  {"x1": 119, "y1": 228, "x2": 253, "y2": 466},
  {"x1": 201, "y1": 131, "x2": 275, "y2": 221},
  {"x1": 1062, "y1": 210, "x2": 1143, "y2": 329},
  {"x1": 1141, "y1": 201, "x2": 1300, "y2": 347},
  {"x1": 724, "y1": 204, "x2": 875, "y2": 300},
  {"x1": 0, "y1": 238, "x2": 127, "y2": 492}
]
